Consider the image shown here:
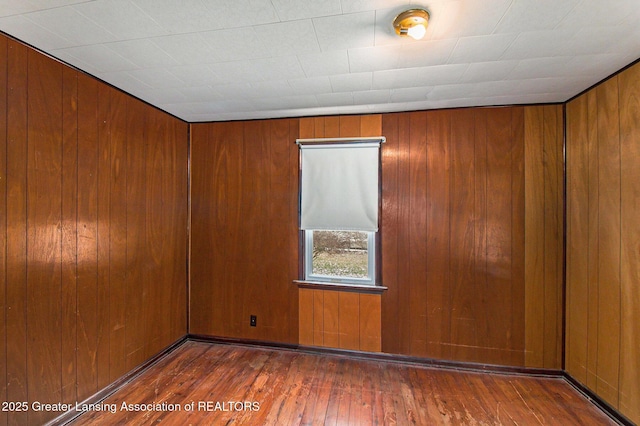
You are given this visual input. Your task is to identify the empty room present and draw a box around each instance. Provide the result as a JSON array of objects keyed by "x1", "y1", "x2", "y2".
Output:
[{"x1": 0, "y1": 0, "x2": 639, "y2": 425}]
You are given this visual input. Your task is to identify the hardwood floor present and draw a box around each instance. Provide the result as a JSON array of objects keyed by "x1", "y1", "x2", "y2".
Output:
[{"x1": 70, "y1": 341, "x2": 614, "y2": 425}]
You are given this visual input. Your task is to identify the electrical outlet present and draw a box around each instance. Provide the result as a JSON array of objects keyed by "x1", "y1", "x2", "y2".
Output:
[{"x1": 250, "y1": 315, "x2": 257, "y2": 327}]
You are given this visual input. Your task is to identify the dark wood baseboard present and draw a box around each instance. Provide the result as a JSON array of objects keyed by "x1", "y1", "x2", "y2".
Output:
[
  {"x1": 45, "y1": 335, "x2": 189, "y2": 426},
  {"x1": 563, "y1": 373, "x2": 634, "y2": 426},
  {"x1": 188, "y1": 334, "x2": 563, "y2": 377},
  {"x1": 188, "y1": 334, "x2": 300, "y2": 351}
]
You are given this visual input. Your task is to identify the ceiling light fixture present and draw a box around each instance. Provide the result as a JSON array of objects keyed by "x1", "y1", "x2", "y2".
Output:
[{"x1": 393, "y1": 8, "x2": 430, "y2": 40}]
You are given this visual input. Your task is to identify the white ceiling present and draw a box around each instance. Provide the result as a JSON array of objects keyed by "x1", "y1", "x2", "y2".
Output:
[{"x1": 1, "y1": 0, "x2": 639, "y2": 122}]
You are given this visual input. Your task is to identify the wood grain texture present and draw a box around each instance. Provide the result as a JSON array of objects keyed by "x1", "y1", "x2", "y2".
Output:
[
  {"x1": 26, "y1": 50, "x2": 63, "y2": 426},
  {"x1": 338, "y1": 292, "x2": 360, "y2": 350},
  {"x1": 1, "y1": 35, "x2": 188, "y2": 425},
  {"x1": 449, "y1": 109, "x2": 476, "y2": 362},
  {"x1": 586, "y1": 90, "x2": 599, "y2": 390},
  {"x1": 190, "y1": 119, "x2": 299, "y2": 344},
  {"x1": 322, "y1": 290, "x2": 339, "y2": 348},
  {"x1": 380, "y1": 113, "x2": 400, "y2": 355},
  {"x1": 313, "y1": 289, "x2": 324, "y2": 345},
  {"x1": 299, "y1": 289, "x2": 314, "y2": 345},
  {"x1": 96, "y1": 83, "x2": 111, "y2": 390},
  {"x1": 473, "y1": 109, "x2": 489, "y2": 365},
  {"x1": 486, "y1": 107, "x2": 516, "y2": 366},
  {"x1": 359, "y1": 294, "x2": 381, "y2": 352},
  {"x1": 71, "y1": 341, "x2": 616, "y2": 426},
  {"x1": 408, "y1": 111, "x2": 428, "y2": 357},
  {"x1": 6, "y1": 38, "x2": 29, "y2": 426},
  {"x1": 524, "y1": 106, "x2": 545, "y2": 368},
  {"x1": 523, "y1": 105, "x2": 564, "y2": 369},
  {"x1": 125, "y1": 97, "x2": 147, "y2": 370},
  {"x1": 61, "y1": 65, "x2": 78, "y2": 407},
  {"x1": 565, "y1": 60, "x2": 640, "y2": 425},
  {"x1": 108, "y1": 88, "x2": 128, "y2": 383},
  {"x1": 595, "y1": 78, "x2": 621, "y2": 408},
  {"x1": 0, "y1": 35, "x2": 7, "y2": 426},
  {"x1": 77, "y1": 72, "x2": 100, "y2": 401},
  {"x1": 547, "y1": 105, "x2": 564, "y2": 369},
  {"x1": 425, "y1": 109, "x2": 451, "y2": 360},
  {"x1": 618, "y1": 63, "x2": 640, "y2": 424},
  {"x1": 297, "y1": 289, "x2": 381, "y2": 352},
  {"x1": 379, "y1": 107, "x2": 557, "y2": 367},
  {"x1": 510, "y1": 107, "x2": 526, "y2": 367},
  {"x1": 565, "y1": 97, "x2": 589, "y2": 382}
]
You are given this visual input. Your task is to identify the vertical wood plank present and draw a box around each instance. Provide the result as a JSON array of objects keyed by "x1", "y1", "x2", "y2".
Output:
[
  {"x1": 359, "y1": 294, "x2": 381, "y2": 352},
  {"x1": 76, "y1": 73, "x2": 99, "y2": 401},
  {"x1": 299, "y1": 118, "x2": 315, "y2": 139},
  {"x1": 565, "y1": 97, "x2": 589, "y2": 382},
  {"x1": 61, "y1": 65, "x2": 78, "y2": 406},
  {"x1": 595, "y1": 78, "x2": 621, "y2": 407},
  {"x1": 586, "y1": 90, "x2": 599, "y2": 389},
  {"x1": 339, "y1": 115, "x2": 360, "y2": 138},
  {"x1": 313, "y1": 117, "x2": 325, "y2": 137},
  {"x1": 324, "y1": 116, "x2": 340, "y2": 137},
  {"x1": 313, "y1": 290, "x2": 324, "y2": 346},
  {"x1": 473, "y1": 109, "x2": 489, "y2": 365},
  {"x1": 0, "y1": 35, "x2": 7, "y2": 426},
  {"x1": 289, "y1": 119, "x2": 300, "y2": 344},
  {"x1": 408, "y1": 111, "x2": 427, "y2": 357},
  {"x1": 299, "y1": 288, "x2": 314, "y2": 346},
  {"x1": 449, "y1": 109, "x2": 478, "y2": 362},
  {"x1": 524, "y1": 106, "x2": 545, "y2": 368},
  {"x1": 224, "y1": 122, "x2": 245, "y2": 338},
  {"x1": 485, "y1": 108, "x2": 514, "y2": 365},
  {"x1": 144, "y1": 108, "x2": 163, "y2": 356},
  {"x1": 338, "y1": 292, "x2": 360, "y2": 350},
  {"x1": 96, "y1": 81, "x2": 111, "y2": 388},
  {"x1": 554, "y1": 105, "x2": 564, "y2": 369},
  {"x1": 6, "y1": 38, "x2": 28, "y2": 426},
  {"x1": 510, "y1": 107, "x2": 526, "y2": 366},
  {"x1": 542, "y1": 105, "x2": 561, "y2": 369},
  {"x1": 268, "y1": 120, "x2": 294, "y2": 343},
  {"x1": 109, "y1": 88, "x2": 128, "y2": 382},
  {"x1": 380, "y1": 113, "x2": 400, "y2": 354},
  {"x1": 243, "y1": 120, "x2": 268, "y2": 341},
  {"x1": 323, "y1": 290, "x2": 340, "y2": 348},
  {"x1": 425, "y1": 110, "x2": 451, "y2": 360},
  {"x1": 169, "y1": 119, "x2": 188, "y2": 342},
  {"x1": 360, "y1": 114, "x2": 382, "y2": 137},
  {"x1": 26, "y1": 51, "x2": 63, "y2": 425},
  {"x1": 125, "y1": 98, "x2": 147, "y2": 370},
  {"x1": 188, "y1": 124, "x2": 218, "y2": 334},
  {"x1": 618, "y1": 63, "x2": 640, "y2": 425},
  {"x1": 396, "y1": 112, "x2": 411, "y2": 355}
]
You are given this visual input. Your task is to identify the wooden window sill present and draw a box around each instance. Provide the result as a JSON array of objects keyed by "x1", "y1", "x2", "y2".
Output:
[{"x1": 294, "y1": 280, "x2": 387, "y2": 294}]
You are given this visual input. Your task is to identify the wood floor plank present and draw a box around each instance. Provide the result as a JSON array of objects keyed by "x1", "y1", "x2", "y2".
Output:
[{"x1": 71, "y1": 341, "x2": 617, "y2": 426}]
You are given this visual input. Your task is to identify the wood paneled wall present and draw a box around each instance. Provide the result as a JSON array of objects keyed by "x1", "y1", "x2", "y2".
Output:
[
  {"x1": 189, "y1": 119, "x2": 299, "y2": 344},
  {"x1": 381, "y1": 107, "x2": 563, "y2": 367},
  {"x1": 0, "y1": 35, "x2": 188, "y2": 425},
  {"x1": 191, "y1": 110, "x2": 563, "y2": 369},
  {"x1": 299, "y1": 289, "x2": 381, "y2": 352},
  {"x1": 566, "y1": 61, "x2": 640, "y2": 424},
  {"x1": 524, "y1": 105, "x2": 564, "y2": 369}
]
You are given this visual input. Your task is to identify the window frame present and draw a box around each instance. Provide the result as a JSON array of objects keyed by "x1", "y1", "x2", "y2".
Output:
[
  {"x1": 304, "y1": 229, "x2": 376, "y2": 286},
  {"x1": 296, "y1": 136, "x2": 385, "y2": 289}
]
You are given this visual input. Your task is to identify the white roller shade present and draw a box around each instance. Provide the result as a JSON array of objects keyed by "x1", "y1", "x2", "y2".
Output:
[{"x1": 299, "y1": 140, "x2": 381, "y2": 231}]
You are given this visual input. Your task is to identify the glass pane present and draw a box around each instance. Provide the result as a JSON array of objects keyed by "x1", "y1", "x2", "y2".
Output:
[{"x1": 312, "y1": 230, "x2": 368, "y2": 279}]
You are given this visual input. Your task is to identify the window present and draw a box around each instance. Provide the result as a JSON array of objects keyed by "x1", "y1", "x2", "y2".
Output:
[
  {"x1": 306, "y1": 230, "x2": 375, "y2": 285},
  {"x1": 297, "y1": 137, "x2": 384, "y2": 286}
]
